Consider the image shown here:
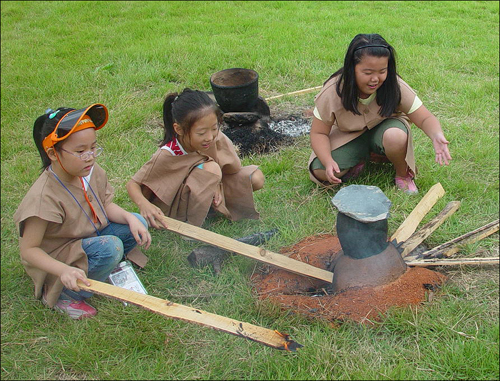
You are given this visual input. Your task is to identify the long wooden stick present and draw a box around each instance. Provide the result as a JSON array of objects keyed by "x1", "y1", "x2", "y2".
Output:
[
  {"x1": 265, "y1": 86, "x2": 323, "y2": 101},
  {"x1": 400, "y1": 201, "x2": 461, "y2": 257},
  {"x1": 406, "y1": 257, "x2": 499, "y2": 267},
  {"x1": 163, "y1": 216, "x2": 334, "y2": 283},
  {"x1": 421, "y1": 219, "x2": 499, "y2": 259},
  {"x1": 78, "y1": 279, "x2": 303, "y2": 351},
  {"x1": 391, "y1": 183, "x2": 445, "y2": 244}
]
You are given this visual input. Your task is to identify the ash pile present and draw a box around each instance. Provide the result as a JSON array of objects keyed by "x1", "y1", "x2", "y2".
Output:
[{"x1": 209, "y1": 68, "x2": 310, "y2": 156}]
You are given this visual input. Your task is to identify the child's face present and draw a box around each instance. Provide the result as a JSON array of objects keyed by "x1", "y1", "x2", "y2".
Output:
[
  {"x1": 185, "y1": 112, "x2": 219, "y2": 152},
  {"x1": 354, "y1": 54, "x2": 389, "y2": 99},
  {"x1": 55, "y1": 128, "x2": 98, "y2": 177}
]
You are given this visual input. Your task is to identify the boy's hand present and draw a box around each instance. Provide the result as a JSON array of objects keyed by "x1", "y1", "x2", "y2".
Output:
[
  {"x1": 60, "y1": 266, "x2": 90, "y2": 292},
  {"x1": 129, "y1": 215, "x2": 152, "y2": 250}
]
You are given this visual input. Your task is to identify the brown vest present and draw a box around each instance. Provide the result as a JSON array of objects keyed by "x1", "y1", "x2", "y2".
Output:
[{"x1": 14, "y1": 163, "x2": 113, "y2": 307}]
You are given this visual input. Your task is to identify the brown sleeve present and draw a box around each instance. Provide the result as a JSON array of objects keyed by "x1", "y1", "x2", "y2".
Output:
[
  {"x1": 313, "y1": 76, "x2": 339, "y2": 127},
  {"x1": 214, "y1": 132, "x2": 242, "y2": 175},
  {"x1": 397, "y1": 77, "x2": 418, "y2": 115}
]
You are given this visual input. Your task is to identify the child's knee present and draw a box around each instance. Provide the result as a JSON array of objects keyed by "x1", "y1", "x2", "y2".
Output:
[
  {"x1": 383, "y1": 127, "x2": 407, "y2": 149},
  {"x1": 201, "y1": 161, "x2": 222, "y2": 180},
  {"x1": 101, "y1": 236, "x2": 125, "y2": 263},
  {"x1": 251, "y1": 169, "x2": 265, "y2": 191}
]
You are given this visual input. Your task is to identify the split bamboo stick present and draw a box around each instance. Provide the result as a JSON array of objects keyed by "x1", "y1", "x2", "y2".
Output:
[
  {"x1": 405, "y1": 257, "x2": 499, "y2": 267},
  {"x1": 78, "y1": 279, "x2": 303, "y2": 351},
  {"x1": 391, "y1": 183, "x2": 445, "y2": 244},
  {"x1": 400, "y1": 201, "x2": 461, "y2": 257},
  {"x1": 265, "y1": 86, "x2": 323, "y2": 101},
  {"x1": 421, "y1": 219, "x2": 499, "y2": 259},
  {"x1": 162, "y1": 216, "x2": 334, "y2": 283}
]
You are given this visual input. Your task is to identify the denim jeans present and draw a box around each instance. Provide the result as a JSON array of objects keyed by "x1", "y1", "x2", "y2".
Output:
[{"x1": 61, "y1": 213, "x2": 148, "y2": 301}]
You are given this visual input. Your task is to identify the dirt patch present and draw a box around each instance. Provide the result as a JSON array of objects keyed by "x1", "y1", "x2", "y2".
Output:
[{"x1": 251, "y1": 234, "x2": 447, "y2": 325}]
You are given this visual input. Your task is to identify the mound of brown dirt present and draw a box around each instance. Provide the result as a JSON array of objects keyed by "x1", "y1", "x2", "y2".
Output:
[{"x1": 251, "y1": 234, "x2": 447, "y2": 324}]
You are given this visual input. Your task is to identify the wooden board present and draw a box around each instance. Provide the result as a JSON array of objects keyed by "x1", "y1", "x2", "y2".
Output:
[
  {"x1": 390, "y1": 183, "x2": 445, "y2": 244},
  {"x1": 163, "y1": 216, "x2": 334, "y2": 283},
  {"x1": 79, "y1": 279, "x2": 303, "y2": 351},
  {"x1": 406, "y1": 257, "x2": 499, "y2": 267},
  {"x1": 400, "y1": 201, "x2": 461, "y2": 257}
]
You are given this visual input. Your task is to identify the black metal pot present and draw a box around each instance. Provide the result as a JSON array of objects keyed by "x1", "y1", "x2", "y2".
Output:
[{"x1": 210, "y1": 68, "x2": 259, "y2": 112}]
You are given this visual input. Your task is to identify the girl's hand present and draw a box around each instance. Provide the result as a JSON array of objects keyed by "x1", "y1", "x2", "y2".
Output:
[
  {"x1": 128, "y1": 214, "x2": 152, "y2": 250},
  {"x1": 138, "y1": 201, "x2": 169, "y2": 230},
  {"x1": 432, "y1": 133, "x2": 452, "y2": 166},
  {"x1": 325, "y1": 161, "x2": 343, "y2": 184},
  {"x1": 212, "y1": 189, "x2": 222, "y2": 207},
  {"x1": 60, "y1": 266, "x2": 90, "y2": 292}
]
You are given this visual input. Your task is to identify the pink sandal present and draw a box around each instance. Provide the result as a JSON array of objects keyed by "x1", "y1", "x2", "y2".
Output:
[
  {"x1": 395, "y1": 172, "x2": 418, "y2": 194},
  {"x1": 342, "y1": 162, "x2": 366, "y2": 181}
]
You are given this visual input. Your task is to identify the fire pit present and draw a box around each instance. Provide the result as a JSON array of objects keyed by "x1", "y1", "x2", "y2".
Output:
[
  {"x1": 328, "y1": 185, "x2": 407, "y2": 293},
  {"x1": 209, "y1": 68, "x2": 296, "y2": 156},
  {"x1": 251, "y1": 185, "x2": 447, "y2": 324}
]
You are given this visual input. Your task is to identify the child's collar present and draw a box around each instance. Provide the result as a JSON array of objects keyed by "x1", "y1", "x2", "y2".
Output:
[{"x1": 359, "y1": 92, "x2": 376, "y2": 105}]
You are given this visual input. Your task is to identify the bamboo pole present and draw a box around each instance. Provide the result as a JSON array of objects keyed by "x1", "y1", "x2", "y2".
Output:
[
  {"x1": 406, "y1": 257, "x2": 499, "y2": 267},
  {"x1": 421, "y1": 219, "x2": 499, "y2": 259},
  {"x1": 265, "y1": 86, "x2": 323, "y2": 101},
  {"x1": 78, "y1": 279, "x2": 303, "y2": 351},
  {"x1": 162, "y1": 216, "x2": 334, "y2": 283}
]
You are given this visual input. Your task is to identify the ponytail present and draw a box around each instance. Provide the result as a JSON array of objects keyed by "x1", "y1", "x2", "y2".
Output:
[
  {"x1": 159, "y1": 88, "x2": 222, "y2": 147},
  {"x1": 160, "y1": 92, "x2": 179, "y2": 147},
  {"x1": 32, "y1": 107, "x2": 74, "y2": 171},
  {"x1": 33, "y1": 114, "x2": 52, "y2": 170}
]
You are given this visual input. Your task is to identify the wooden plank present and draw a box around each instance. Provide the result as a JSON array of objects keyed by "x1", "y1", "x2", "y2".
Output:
[
  {"x1": 390, "y1": 183, "x2": 445, "y2": 244},
  {"x1": 265, "y1": 86, "x2": 323, "y2": 101},
  {"x1": 421, "y1": 219, "x2": 499, "y2": 259},
  {"x1": 400, "y1": 201, "x2": 461, "y2": 257},
  {"x1": 163, "y1": 216, "x2": 334, "y2": 283},
  {"x1": 406, "y1": 257, "x2": 499, "y2": 267},
  {"x1": 78, "y1": 279, "x2": 303, "y2": 351}
]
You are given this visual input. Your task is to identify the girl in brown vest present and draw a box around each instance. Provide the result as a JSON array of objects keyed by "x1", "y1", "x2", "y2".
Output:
[
  {"x1": 309, "y1": 33, "x2": 451, "y2": 194},
  {"x1": 14, "y1": 105, "x2": 151, "y2": 319},
  {"x1": 127, "y1": 88, "x2": 264, "y2": 229}
]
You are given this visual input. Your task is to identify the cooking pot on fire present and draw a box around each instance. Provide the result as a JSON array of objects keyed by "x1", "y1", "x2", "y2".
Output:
[{"x1": 210, "y1": 68, "x2": 259, "y2": 113}]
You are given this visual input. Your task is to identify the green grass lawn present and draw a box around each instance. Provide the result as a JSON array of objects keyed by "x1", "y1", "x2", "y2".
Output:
[{"x1": 1, "y1": 1, "x2": 498, "y2": 380}]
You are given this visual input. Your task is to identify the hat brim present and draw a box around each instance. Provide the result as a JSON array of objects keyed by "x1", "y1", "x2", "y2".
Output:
[{"x1": 55, "y1": 103, "x2": 108, "y2": 134}]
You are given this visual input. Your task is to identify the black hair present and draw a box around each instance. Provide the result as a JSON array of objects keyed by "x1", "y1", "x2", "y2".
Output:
[
  {"x1": 328, "y1": 33, "x2": 400, "y2": 117},
  {"x1": 33, "y1": 107, "x2": 75, "y2": 170},
  {"x1": 160, "y1": 88, "x2": 222, "y2": 147}
]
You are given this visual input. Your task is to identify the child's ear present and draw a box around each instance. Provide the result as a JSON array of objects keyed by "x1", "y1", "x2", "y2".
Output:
[
  {"x1": 173, "y1": 122, "x2": 183, "y2": 136},
  {"x1": 46, "y1": 147, "x2": 58, "y2": 161}
]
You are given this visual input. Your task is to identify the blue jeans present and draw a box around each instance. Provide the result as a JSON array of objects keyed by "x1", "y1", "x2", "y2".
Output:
[{"x1": 61, "y1": 213, "x2": 148, "y2": 301}]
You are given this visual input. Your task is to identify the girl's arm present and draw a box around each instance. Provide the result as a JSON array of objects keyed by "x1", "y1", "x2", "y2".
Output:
[
  {"x1": 126, "y1": 179, "x2": 169, "y2": 230},
  {"x1": 105, "y1": 202, "x2": 153, "y2": 249},
  {"x1": 408, "y1": 105, "x2": 452, "y2": 166},
  {"x1": 20, "y1": 217, "x2": 90, "y2": 292},
  {"x1": 310, "y1": 117, "x2": 342, "y2": 183}
]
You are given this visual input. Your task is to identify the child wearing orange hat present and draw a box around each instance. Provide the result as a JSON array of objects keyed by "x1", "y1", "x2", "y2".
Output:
[{"x1": 14, "y1": 104, "x2": 152, "y2": 320}]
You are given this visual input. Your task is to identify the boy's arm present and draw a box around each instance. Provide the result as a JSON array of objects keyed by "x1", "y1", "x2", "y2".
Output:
[
  {"x1": 104, "y1": 202, "x2": 153, "y2": 249},
  {"x1": 20, "y1": 216, "x2": 90, "y2": 292}
]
